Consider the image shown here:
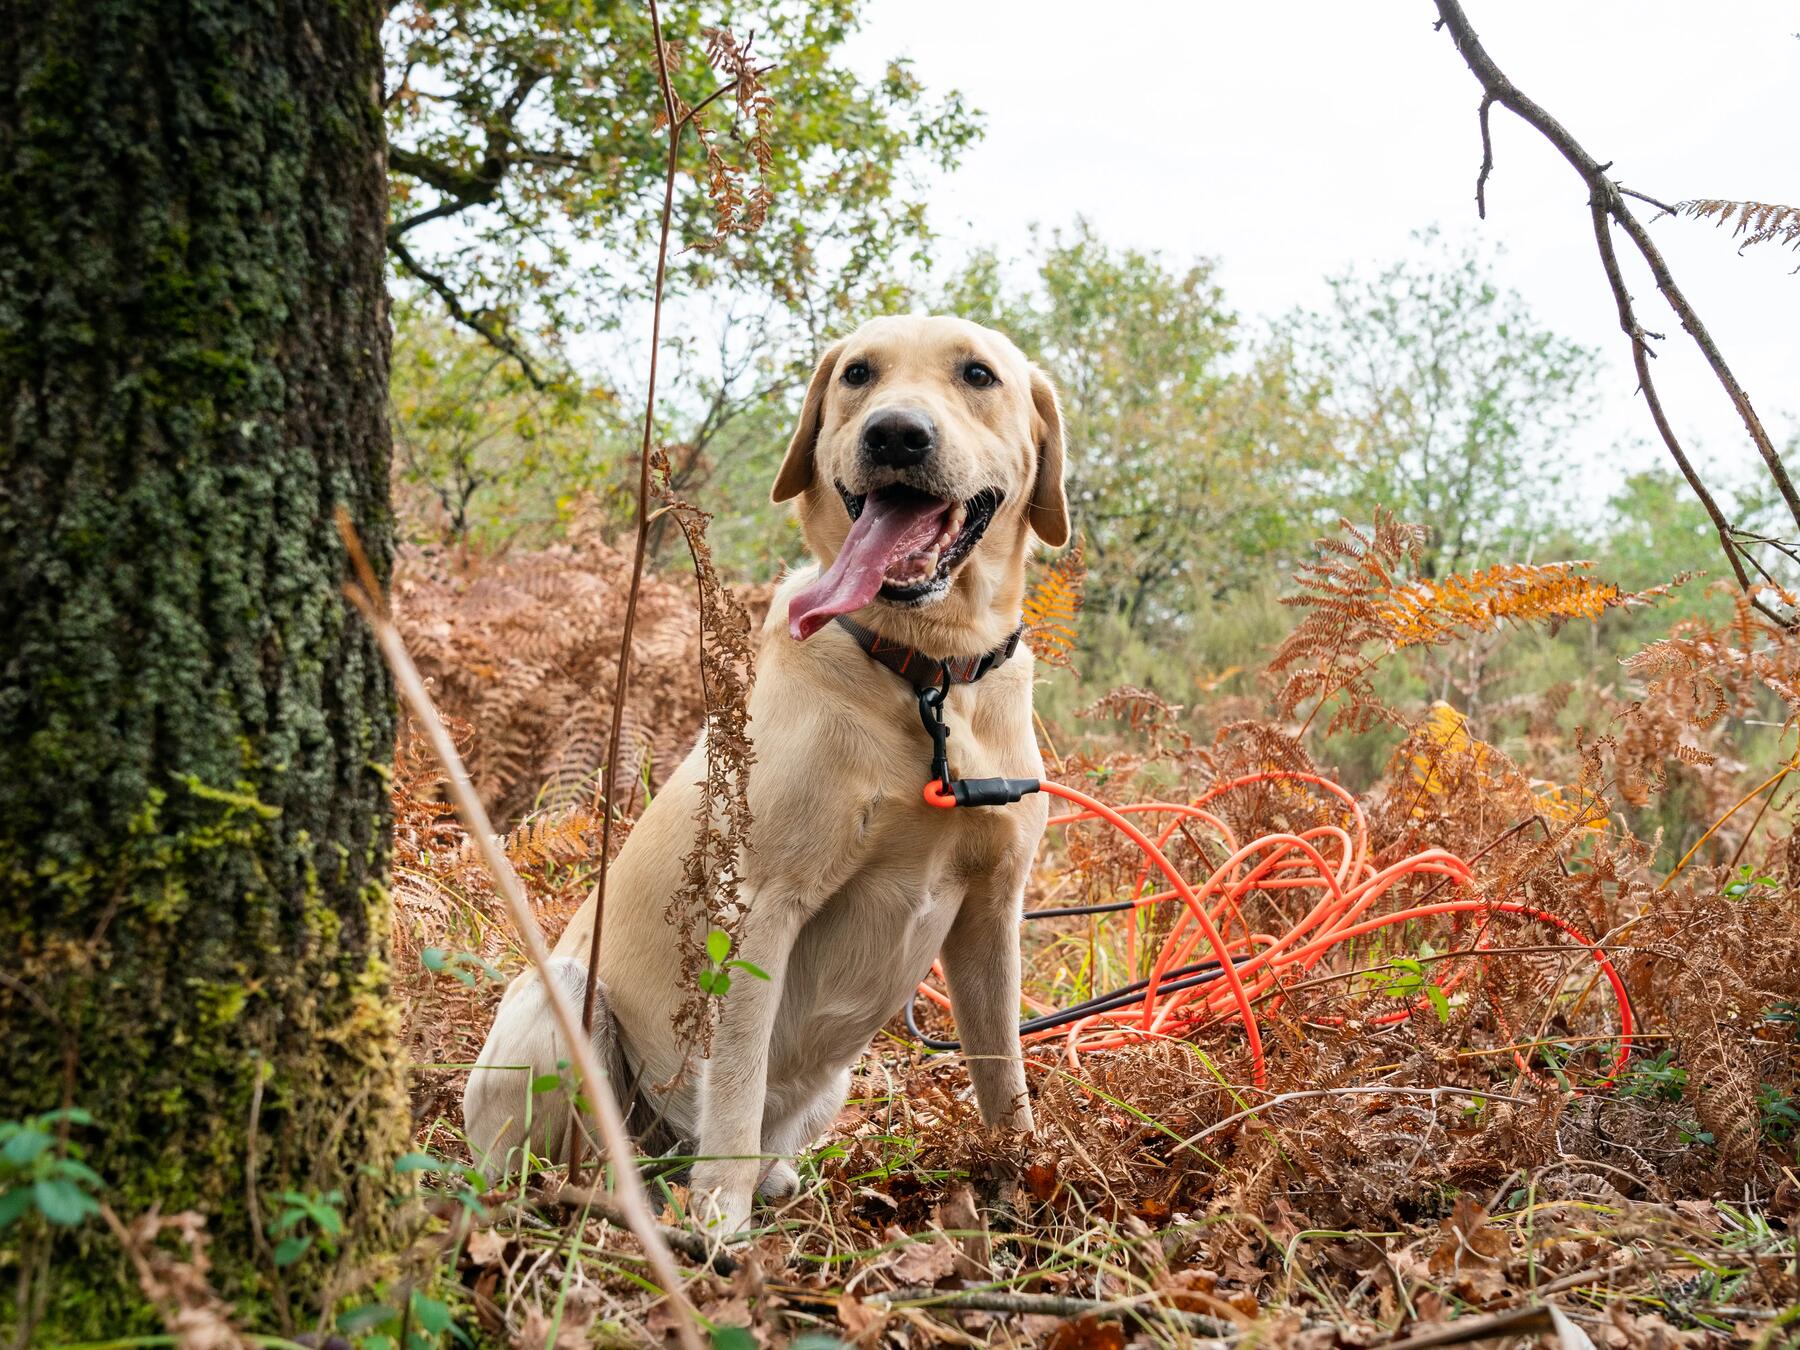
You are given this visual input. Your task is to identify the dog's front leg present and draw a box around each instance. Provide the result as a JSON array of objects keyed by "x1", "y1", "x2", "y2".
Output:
[
  {"x1": 940, "y1": 876, "x2": 1036, "y2": 1133},
  {"x1": 687, "y1": 900, "x2": 804, "y2": 1240}
]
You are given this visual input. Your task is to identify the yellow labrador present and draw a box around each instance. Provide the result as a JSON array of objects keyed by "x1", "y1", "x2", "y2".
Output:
[{"x1": 464, "y1": 314, "x2": 1067, "y2": 1237}]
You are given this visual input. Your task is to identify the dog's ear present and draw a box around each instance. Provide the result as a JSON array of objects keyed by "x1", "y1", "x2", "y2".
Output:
[
  {"x1": 1027, "y1": 365, "x2": 1070, "y2": 547},
  {"x1": 771, "y1": 340, "x2": 846, "y2": 503}
]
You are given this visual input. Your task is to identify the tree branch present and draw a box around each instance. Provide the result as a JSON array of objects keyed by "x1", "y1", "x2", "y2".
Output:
[
  {"x1": 387, "y1": 237, "x2": 550, "y2": 391},
  {"x1": 1430, "y1": 0, "x2": 1800, "y2": 607},
  {"x1": 388, "y1": 145, "x2": 495, "y2": 200}
]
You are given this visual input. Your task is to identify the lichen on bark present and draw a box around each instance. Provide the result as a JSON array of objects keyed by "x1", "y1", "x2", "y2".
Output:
[{"x1": 0, "y1": 0, "x2": 409, "y2": 1335}]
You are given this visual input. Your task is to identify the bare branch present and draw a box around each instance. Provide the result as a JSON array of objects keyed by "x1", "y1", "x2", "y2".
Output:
[
  {"x1": 1430, "y1": 0, "x2": 1800, "y2": 610},
  {"x1": 387, "y1": 145, "x2": 496, "y2": 200},
  {"x1": 1473, "y1": 93, "x2": 1494, "y2": 219},
  {"x1": 387, "y1": 237, "x2": 550, "y2": 391}
]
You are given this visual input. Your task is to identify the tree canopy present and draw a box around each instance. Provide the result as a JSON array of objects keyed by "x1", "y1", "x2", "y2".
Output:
[{"x1": 384, "y1": 0, "x2": 979, "y2": 388}]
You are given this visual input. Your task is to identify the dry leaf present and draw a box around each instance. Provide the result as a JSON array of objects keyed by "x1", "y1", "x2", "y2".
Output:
[
  {"x1": 1044, "y1": 1316, "x2": 1126, "y2": 1350},
  {"x1": 465, "y1": 1226, "x2": 506, "y2": 1268},
  {"x1": 881, "y1": 1225, "x2": 958, "y2": 1287}
]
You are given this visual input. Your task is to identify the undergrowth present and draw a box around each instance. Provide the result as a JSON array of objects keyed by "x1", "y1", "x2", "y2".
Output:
[{"x1": 358, "y1": 518, "x2": 1800, "y2": 1347}]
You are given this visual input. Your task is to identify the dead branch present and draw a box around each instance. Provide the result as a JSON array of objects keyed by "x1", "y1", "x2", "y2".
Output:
[
  {"x1": 546, "y1": 1183, "x2": 741, "y2": 1276},
  {"x1": 1430, "y1": 0, "x2": 1799, "y2": 622},
  {"x1": 1175, "y1": 1084, "x2": 1531, "y2": 1152}
]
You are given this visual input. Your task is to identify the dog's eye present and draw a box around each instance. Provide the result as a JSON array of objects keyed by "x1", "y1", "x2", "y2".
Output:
[
  {"x1": 962, "y1": 362, "x2": 998, "y2": 389},
  {"x1": 842, "y1": 360, "x2": 872, "y2": 388}
]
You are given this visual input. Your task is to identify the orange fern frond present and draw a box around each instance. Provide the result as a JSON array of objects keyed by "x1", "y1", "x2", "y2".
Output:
[
  {"x1": 491, "y1": 809, "x2": 603, "y2": 869},
  {"x1": 1023, "y1": 537, "x2": 1085, "y2": 673},
  {"x1": 1376, "y1": 561, "x2": 1622, "y2": 648}
]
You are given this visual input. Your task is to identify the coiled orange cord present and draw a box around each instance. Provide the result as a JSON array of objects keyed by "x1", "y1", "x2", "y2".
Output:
[{"x1": 918, "y1": 771, "x2": 1635, "y2": 1092}]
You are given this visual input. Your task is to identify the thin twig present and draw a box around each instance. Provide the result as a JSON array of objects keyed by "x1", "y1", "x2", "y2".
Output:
[
  {"x1": 243, "y1": 1060, "x2": 294, "y2": 1336},
  {"x1": 546, "y1": 1183, "x2": 741, "y2": 1276},
  {"x1": 868, "y1": 1287, "x2": 1241, "y2": 1340},
  {"x1": 388, "y1": 237, "x2": 550, "y2": 392},
  {"x1": 335, "y1": 515, "x2": 706, "y2": 1350},
  {"x1": 580, "y1": 0, "x2": 684, "y2": 1073}
]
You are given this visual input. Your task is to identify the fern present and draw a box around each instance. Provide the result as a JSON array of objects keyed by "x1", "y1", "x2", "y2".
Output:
[
  {"x1": 393, "y1": 501, "x2": 771, "y2": 827},
  {"x1": 1269, "y1": 509, "x2": 1425, "y2": 734},
  {"x1": 1672, "y1": 198, "x2": 1800, "y2": 253},
  {"x1": 1377, "y1": 561, "x2": 1630, "y2": 648},
  {"x1": 1274, "y1": 513, "x2": 1679, "y2": 734},
  {"x1": 1022, "y1": 537, "x2": 1085, "y2": 673}
]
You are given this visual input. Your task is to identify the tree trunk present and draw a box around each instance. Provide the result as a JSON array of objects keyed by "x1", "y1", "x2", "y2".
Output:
[{"x1": 0, "y1": 0, "x2": 406, "y2": 1335}]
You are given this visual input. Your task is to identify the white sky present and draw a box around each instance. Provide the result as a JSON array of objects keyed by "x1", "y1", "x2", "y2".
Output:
[{"x1": 837, "y1": 0, "x2": 1799, "y2": 513}]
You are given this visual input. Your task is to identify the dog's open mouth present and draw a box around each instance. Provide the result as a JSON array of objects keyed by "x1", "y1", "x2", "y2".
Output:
[{"x1": 787, "y1": 483, "x2": 1002, "y2": 640}]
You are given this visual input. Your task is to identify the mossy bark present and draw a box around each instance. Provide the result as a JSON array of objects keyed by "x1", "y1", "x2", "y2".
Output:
[{"x1": 0, "y1": 0, "x2": 407, "y2": 1335}]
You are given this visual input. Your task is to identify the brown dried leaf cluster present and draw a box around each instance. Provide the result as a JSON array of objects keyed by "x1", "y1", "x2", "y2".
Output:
[
  {"x1": 653, "y1": 450, "x2": 759, "y2": 1059},
  {"x1": 394, "y1": 502, "x2": 770, "y2": 827}
]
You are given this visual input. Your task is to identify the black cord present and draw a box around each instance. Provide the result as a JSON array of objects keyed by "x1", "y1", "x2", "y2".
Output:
[{"x1": 903, "y1": 953, "x2": 1256, "y2": 1052}]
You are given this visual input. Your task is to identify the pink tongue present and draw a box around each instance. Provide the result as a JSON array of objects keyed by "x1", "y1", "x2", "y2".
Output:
[{"x1": 788, "y1": 492, "x2": 950, "y2": 640}]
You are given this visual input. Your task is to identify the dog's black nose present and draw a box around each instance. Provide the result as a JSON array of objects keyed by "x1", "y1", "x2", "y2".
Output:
[{"x1": 861, "y1": 407, "x2": 938, "y2": 468}]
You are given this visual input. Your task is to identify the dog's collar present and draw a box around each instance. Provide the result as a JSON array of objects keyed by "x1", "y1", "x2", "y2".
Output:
[{"x1": 832, "y1": 616, "x2": 1024, "y2": 693}]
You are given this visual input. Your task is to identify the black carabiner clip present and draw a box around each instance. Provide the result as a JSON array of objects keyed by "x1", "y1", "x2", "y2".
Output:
[{"x1": 916, "y1": 675, "x2": 952, "y2": 790}]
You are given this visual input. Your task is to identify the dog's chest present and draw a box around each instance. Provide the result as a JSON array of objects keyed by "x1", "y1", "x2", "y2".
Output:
[{"x1": 773, "y1": 800, "x2": 1018, "y2": 1072}]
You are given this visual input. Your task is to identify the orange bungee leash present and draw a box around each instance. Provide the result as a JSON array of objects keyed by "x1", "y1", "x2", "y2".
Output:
[{"x1": 909, "y1": 678, "x2": 1635, "y2": 1093}]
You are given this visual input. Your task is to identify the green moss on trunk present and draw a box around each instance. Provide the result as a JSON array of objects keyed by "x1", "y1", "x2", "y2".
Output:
[{"x1": 0, "y1": 0, "x2": 407, "y2": 1335}]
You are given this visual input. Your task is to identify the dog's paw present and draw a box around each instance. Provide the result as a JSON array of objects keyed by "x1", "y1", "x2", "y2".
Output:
[
  {"x1": 688, "y1": 1165, "x2": 754, "y2": 1244},
  {"x1": 757, "y1": 1158, "x2": 800, "y2": 1201}
]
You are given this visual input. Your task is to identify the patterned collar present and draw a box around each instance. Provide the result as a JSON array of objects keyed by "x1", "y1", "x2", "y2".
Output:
[{"x1": 831, "y1": 615, "x2": 1024, "y2": 692}]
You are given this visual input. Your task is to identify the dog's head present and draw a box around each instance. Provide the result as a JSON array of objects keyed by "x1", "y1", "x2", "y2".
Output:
[{"x1": 772, "y1": 315, "x2": 1068, "y2": 650}]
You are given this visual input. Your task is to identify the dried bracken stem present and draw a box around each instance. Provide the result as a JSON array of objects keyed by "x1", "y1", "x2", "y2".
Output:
[
  {"x1": 583, "y1": 0, "x2": 686, "y2": 1055},
  {"x1": 1174, "y1": 1084, "x2": 1530, "y2": 1151},
  {"x1": 651, "y1": 453, "x2": 757, "y2": 1061},
  {"x1": 1430, "y1": 0, "x2": 1799, "y2": 623},
  {"x1": 337, "y1": 514, "x2": 706, "y2": 1350},
  {"x1": 579, "y1": 0, "x2": 773, "y2": 1102}
]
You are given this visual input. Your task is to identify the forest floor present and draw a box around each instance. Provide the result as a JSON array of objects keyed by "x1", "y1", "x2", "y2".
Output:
[{"x1": 386, "y1": 531, "x2": 1800, "y2": 1348}]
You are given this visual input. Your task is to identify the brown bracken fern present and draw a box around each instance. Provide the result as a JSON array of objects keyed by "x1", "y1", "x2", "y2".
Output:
[
  {"x1": 1671, "y1": 198, "x2": 1800, "y2": 253},
  {"x1": 652, "y1": 449, "x2": 757, "y2": 1057},
  {"x1": 1274, "y1": 511, "x2": 1682, "y2": 734}
]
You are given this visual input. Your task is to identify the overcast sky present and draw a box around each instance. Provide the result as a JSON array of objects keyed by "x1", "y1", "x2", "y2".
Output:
[{"x1": 836, "y1": 1, "x2": 1798, "y2": 515}]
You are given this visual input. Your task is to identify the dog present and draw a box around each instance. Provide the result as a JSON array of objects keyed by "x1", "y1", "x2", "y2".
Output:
[{"x1": 463, "y1": 314, "x2": 1068, "y2": 1238}]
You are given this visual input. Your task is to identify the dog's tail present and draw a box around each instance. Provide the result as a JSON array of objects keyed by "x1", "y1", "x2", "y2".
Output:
[{"x1": 462, "y1": 957, "x2": 624, "y2": 1181}]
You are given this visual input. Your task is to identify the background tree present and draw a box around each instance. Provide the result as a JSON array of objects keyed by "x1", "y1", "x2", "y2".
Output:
[
  {"x1": 383, "y1": 0, "x2": 978, "y2": 388},
  {"x1": 390, "y1": 299, "x2": 611, "y2": 548},
  {"x1": 1299, "y1": 232, "x2": 1599, "y2": 577},
  {"x1": 946, "y1": 222, "x2": 1336, "y2": 631},
  {"x1": 1, "y1": 0, "x2": 407, "y2": 1333}
]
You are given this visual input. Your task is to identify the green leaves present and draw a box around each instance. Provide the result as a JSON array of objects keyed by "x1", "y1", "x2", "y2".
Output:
[
  {"x1": 32, "y1": 1177, "x2": 99, "y2": 1227},
  {"x1": 269, "y1": 1189, "x2": 345, "y2": 1267},
  {"x1": 1723, "y1": 863, "x2": 1780, "y2": 900},
  {"x1": 698, "y1": 927, "x2": 771, "y2": 999},
  {"x1": 421, "y1": 946, "x2": 502, "y2": 987},
  {"x1": 394, "y1": 1150, "x2": 487, "y2": 1219},
  {"x1": 336, "y1": 1286, "x2": 469, "y2": 1350},
  {"x1": 0, "y1": 1108, "x2": 104, "y2": 1232},
  {"x1": 1371, "y1": 950, "x2": 1452, "y2": 1024},
  {"x1": 383, "y1": 0, "x2": 977, "y2": 389}
]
